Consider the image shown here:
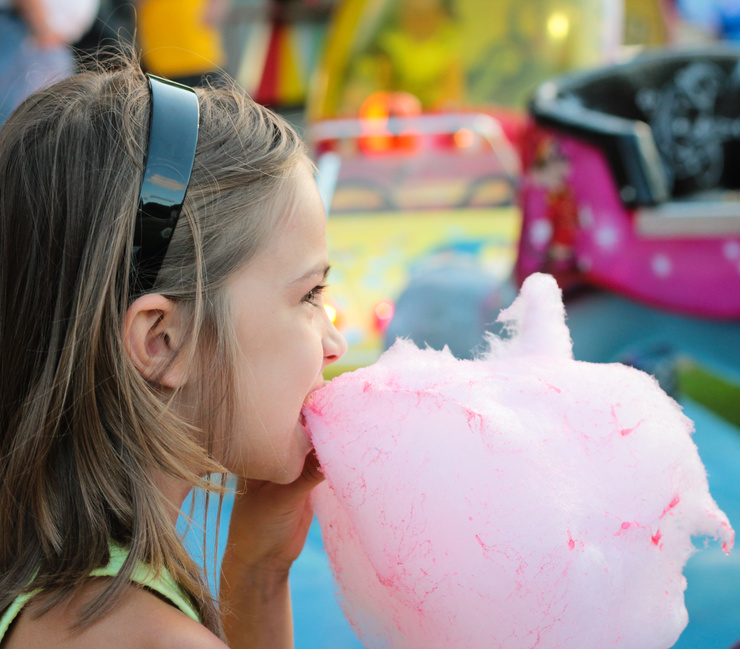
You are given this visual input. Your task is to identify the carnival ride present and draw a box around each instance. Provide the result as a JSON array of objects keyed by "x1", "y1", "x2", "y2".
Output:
[
  {"x1": 307, "y1": 0, "x2": 676, "y2": 375},
  {"x1": 517, "y1": 47, "x2": 740, "y2": 382},
  {"x1": 307, "y1": 0, "x2": 673, "y2": 128},
  {"x1": 312, "y1": 109, "x2": 520, "y2": 373}
]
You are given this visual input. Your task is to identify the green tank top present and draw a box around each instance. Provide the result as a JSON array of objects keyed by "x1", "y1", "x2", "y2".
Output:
[{"x1": 0, "y1": 544, "x2": 201, "y2": 641}]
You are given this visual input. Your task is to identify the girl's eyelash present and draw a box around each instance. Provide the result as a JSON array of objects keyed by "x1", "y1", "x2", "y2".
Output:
[{"x1": 303, "y1": 285, "x2": 326, "y2": 305}]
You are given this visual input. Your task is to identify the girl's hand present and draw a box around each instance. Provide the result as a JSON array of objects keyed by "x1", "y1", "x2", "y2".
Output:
[{"x1": 220, "y1": 451, "x2": 324, "y2": 649}]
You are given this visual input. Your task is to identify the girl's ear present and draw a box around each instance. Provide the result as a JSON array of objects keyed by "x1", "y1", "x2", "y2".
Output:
[{"x1": 123, "y1": 294, "x2": 189, "y2": 388}]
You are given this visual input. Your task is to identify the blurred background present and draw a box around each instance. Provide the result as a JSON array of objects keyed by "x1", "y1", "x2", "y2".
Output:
[{"x1": 3, "y1": 0, "x2": 740, "y2": 646}]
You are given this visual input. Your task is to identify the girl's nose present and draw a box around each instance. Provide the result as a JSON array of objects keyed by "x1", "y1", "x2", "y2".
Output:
[{"x1": 323, "y1": 317, "x2": 347, "y2": 367}]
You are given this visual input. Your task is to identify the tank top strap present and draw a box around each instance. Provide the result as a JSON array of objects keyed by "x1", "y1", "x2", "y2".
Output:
[
  {"x1": 0, "y1": 544, "x2": 201, "y2": 641},
  {"x1": 91, "y1": 544, "x2": 201, "y2": 622},
  {"x1": 0, "y1": 590, "x2": 37, "y2": 640}
]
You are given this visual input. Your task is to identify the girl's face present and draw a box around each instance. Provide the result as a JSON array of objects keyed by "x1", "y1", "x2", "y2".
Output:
[{"x1": 219, "y1": 165, "x2": 346, "y2": 483}]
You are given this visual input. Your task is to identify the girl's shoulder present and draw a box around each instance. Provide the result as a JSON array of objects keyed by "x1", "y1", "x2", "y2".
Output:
[{"x1": 3, "y1": 579, "x2": 228, "y2": 649}]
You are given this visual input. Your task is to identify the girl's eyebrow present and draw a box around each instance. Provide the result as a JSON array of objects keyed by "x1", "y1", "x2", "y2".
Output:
[{"x1": 290, "y1": 264, "x2": 331, "y2": 286}]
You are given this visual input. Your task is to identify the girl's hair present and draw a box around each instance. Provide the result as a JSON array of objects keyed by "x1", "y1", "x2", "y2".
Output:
[{"x1": 0, "y1": 60, "x2": 307, "y2": 636}]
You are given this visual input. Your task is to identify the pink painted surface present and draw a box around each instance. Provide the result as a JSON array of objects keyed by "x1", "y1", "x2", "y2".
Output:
[
  {"x1": 303, "y1": 273, "x2": 733, "y2": 649},
  {"x1": 517, "y1": 133, "x2": 740, "y2": 318}
]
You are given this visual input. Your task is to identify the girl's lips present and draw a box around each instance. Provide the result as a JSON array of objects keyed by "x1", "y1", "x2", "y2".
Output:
[
  {"x1": 304, "y1": 381, "x2": 327, "y2": 405},
  {"x1": 301, "y1": 381, "x2": 328, "y2": 439},
  {"x1": 298, "y1": 410, "x2": 313, "y2": 441}
]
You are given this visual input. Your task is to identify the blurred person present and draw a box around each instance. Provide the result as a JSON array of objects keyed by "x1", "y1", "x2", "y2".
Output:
[
  {"x1": 137, "y1": 0, "x2": 230, "y2": 87},
  {"x1": 0, "y1": 0, "x2": 98, "y2": 126}
]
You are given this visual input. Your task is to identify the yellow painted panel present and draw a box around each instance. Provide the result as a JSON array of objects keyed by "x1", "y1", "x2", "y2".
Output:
[{"x1": 326, "y1": 206, "x2": 520, "y2": 371}]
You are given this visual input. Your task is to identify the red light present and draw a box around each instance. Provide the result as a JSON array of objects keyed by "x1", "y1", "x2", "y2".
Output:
[{"x1": 373, "y1": 300, "x2": 395, "y2": 332}]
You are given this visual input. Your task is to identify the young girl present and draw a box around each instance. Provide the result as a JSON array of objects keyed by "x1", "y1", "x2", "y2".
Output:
[{"x1": 0, "y1": 59, "x2": 346, "y2": 648}]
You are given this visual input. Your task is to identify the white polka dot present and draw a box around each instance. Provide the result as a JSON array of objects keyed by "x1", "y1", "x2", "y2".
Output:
[
  {"x1": 529, "y1": 219, "x2": 553, "y2": 248},
  {"x1": 724, "y1": 240, "x2": 740, "y2": 260},
  {"x1": 652, "y1": 254, "x2": 672, "y2": 278},
  {"x1": 595, "y1": 226, "x2": 619, "y2": 250}
]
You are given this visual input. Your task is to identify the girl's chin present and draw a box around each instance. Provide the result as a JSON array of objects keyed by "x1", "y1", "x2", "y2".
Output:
[
  {"x1": 221, "y1": 435, "x2": 312, "y2": 484},
  {"x1": 273, "y1": 450, "x2": 312, "y2": 484},
  {"x1": 270, "y1": 423, "x2": 313, "y2": 484}
]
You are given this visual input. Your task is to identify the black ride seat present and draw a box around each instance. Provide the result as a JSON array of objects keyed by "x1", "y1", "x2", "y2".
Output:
[{"x1": 529, "y1": 47, "x2": 740, "y2": 238}]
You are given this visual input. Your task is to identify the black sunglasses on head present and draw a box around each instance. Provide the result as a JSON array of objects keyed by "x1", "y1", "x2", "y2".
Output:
[{"x1": 131, "y1": 74, "x2": 200, "y2": 299}]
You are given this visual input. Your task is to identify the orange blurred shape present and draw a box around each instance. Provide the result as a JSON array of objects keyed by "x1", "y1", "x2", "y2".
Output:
[
  {"x1": 359, "y1": 92, "x2": 422, "y2": 154},
  {"x1": 325, "y1": 303, "x2": 340, "y2": 326},
  {"x1": 453, "y1": 127, "x2": 476, "y2": 148}
]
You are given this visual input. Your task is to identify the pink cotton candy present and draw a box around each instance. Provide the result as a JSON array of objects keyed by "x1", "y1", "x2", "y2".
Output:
[{"x1": 303, "y1": 273, "x2": 734, "y2": 649}]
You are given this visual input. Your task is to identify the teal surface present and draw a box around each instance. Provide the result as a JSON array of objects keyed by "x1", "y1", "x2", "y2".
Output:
[{"x1": 672, "y1": 399, "x2": 740, "y2": 649}]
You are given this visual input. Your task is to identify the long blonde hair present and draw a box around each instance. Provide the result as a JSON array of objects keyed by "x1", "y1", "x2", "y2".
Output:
[{"x1": 0, "y1": 60, "x2": 307, "y2": 636}]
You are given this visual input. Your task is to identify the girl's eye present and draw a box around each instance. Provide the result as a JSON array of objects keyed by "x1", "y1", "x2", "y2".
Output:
[{"x1": 302, "y1": 285, "x2": 326, "y2": 306}]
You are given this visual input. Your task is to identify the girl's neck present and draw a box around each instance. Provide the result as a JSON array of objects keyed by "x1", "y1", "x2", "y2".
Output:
[{"x1": 154, "y1": 472, "x2": 194, "y2": 525}]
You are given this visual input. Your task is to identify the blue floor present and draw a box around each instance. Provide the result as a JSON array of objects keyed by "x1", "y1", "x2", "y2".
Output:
[
  {"x1": 180, "y1": 482, "x2": 362, "y2": 648},
  {"x1": 180, "y1": 397, "x2": 740, "y2": 649}
]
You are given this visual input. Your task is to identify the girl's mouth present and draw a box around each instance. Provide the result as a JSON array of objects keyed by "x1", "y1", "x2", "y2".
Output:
[{"x1": 298, "y1": 410, "x2": 312, "y2": 440}]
